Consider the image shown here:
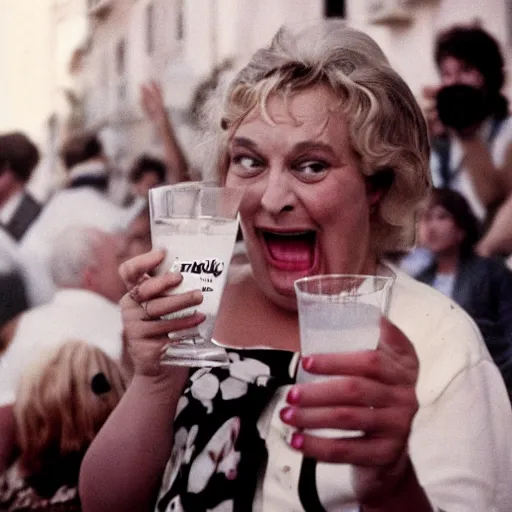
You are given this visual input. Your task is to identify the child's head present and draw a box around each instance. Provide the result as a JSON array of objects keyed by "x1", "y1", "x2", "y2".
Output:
[{"x1": 15, "y1": 340, "x2": 127, "y2": 493}]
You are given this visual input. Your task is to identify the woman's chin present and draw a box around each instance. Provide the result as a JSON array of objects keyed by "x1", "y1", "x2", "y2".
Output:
[{"x1": 267, "y1": 267, "x2": 313, "y2": 296}]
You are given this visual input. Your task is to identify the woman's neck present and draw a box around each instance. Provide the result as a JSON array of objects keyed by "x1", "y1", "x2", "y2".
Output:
[
  {"x1": 214, "y1": 264, "x2": 300, "y2": 352},
  {"x1": 435, "y1": 250, "x2": 460, "y2": 274}
]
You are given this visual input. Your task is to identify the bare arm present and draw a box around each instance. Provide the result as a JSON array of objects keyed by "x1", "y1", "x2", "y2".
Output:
[
  {"x1": 476, "y1": 192, "x2": 512, "y2": 256},
  {"x1": 459, "y1": 136, "x2": 505, "y2": 208},
  {"x1": 140, "y1": 81, "x2": 189, "y2": 184},
  {"x1": 80, "y1": 250, "x2": 205, "y2": 511},
  {"x1": 79, "y1": 371, "x2": 186, "y2": 512},
  {"x1": 0, "y1": 404, "x2": 15, "y2": 472}
]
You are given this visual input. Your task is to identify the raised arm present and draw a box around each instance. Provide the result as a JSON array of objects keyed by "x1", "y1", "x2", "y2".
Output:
[
  {"x1": 140, "y1": 81, "x2": 189, "y2": 184},
  {"x1": 79, "y1": 250, "x2": 205, "y2": 511},
  {"x1": 476, "y1": 192, "x2": 512, "y2": 256},
  {"x1": 458, "y1": 135, "x2": 505, "y2": 208}
]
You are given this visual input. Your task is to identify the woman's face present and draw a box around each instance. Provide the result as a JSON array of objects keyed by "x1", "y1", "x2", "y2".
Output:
[
  {"x1": 418, "y1": 204, "x2": 465, "y2": 255},
  {"x1": 225, "y1": 85, "x2": 377, "y2": 310},
  {"x1": 439, "y1": 56, "x2": 485, "y2": 89}
]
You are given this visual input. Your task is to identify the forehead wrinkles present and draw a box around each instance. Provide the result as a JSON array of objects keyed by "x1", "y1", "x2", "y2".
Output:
[{"x1": 236, "y1": 92, "x2": 344, "y2": 143}]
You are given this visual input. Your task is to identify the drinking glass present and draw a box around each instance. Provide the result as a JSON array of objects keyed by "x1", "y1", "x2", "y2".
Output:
[
  {"x1": 149, "y1": 182, "x2": 244, "y2": 367},
  {"x1": 294, "y1": 274, "x2": 394, "y2": 437},
  {"x1": 294, "y1": 274, "x2": 394, "y2": 382}
]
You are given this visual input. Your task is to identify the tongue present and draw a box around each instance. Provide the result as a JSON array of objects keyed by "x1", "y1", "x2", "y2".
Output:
[{"x1": 266, "y1": 235, "x2": 314, "y2": 270}]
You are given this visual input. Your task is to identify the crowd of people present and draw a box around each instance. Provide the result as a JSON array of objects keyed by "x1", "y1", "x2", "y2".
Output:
[
  {"x1": 1, "y1": 18, "x2": 512, "y2": 512},
  {"x1": 0, "y1": 80, "x2": 180, "y2": 507}
]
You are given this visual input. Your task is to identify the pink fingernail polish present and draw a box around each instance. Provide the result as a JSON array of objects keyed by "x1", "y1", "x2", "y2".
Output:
[
  {"x1": 302, "y1": 356, "x2": 313, "y2": 371},
  {"x1": 280, "y1": 407, "x2": 295, "y2": 422},
  {"x1": 290, "y1": 433, "x2": 304, "y2": 450},
  {"x1": 287, "y1": 387, "x2": 300, "y2": 404}
]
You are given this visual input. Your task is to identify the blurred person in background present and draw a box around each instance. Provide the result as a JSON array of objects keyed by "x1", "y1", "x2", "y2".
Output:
[
  {"x1": 140, "y1": 81, "x2": 190, "y2": 183},
  {"x1": 0, "y1": 272, "x2": 29, "y2": 354},
  {"x1": 0, "y1": 132, "x2": 42, "y2": 242},
  {"x1": 125, "y1": 154, "x2": 166, "y2": 206},
  {"x1": 0, "y1": 340, "x2": 127, "y2": 511},
  {"x1": 0, "y1": 225, "x2": 128, "y2": 470},
  {"x1": 424, "y1": 25, "x2": 512, "y2": 258},
  {"x1": 0, "y1": 133, "x2": 50, "y2": 309},
  {"x1": 20, "y1": 132, "x2": 138, "y2": 302},
  {"x1": 416, "y1": 187, "x2": 512, "y2": 394},
  {"x1": 125, "y1": 205, "x2": 151, "y2": 261}
]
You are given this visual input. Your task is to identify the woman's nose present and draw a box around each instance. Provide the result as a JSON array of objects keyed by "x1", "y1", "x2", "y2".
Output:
[{"x1": 260, "y1": 169, "x2": 296, "y2": 215}]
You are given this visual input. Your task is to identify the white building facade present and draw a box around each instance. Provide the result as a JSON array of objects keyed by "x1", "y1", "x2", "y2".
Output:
[{"x1": 1, "y1": 0, "x2": 512, "y2": 194}]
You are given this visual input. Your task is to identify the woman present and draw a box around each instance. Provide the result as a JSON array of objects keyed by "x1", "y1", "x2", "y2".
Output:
[
  {"x1": 416, "y1": 187, "x2": 512, "y2": 392},
  {"x1": 79, "y1": 21, "x2": 512, "y2": 511},
  {"x1": 0, "y1": 341, "x2": 127, "y2": 511}
]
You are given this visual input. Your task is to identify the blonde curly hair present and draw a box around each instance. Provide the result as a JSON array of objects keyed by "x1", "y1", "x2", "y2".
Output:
[
  {"x1": 14, "y1": 340, "x2": 127, "y2": 489},
  {"x1": 202, "y1": 20, "x2": 431, "y2": 253}
]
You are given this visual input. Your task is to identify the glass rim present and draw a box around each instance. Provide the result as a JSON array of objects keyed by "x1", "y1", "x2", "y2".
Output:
[
  {"x1": 294, "y1": 273, "x2": 395, "y2": 297},
  {"x1": 149, "y1": 181, "x2": 242, "y2": 193},
  {"x1": 294, "y1": 273, "x2": 395, "y2": 286}
]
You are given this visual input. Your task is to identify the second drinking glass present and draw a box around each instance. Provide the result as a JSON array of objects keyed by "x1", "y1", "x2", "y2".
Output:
[{"x1": 149, "y1": 182, "x2": 244, "y2": 367}]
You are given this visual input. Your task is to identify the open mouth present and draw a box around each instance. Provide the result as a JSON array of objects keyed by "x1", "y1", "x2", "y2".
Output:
[{"x1": 260, "y1": 230, "x2": 317, "y2": 271}]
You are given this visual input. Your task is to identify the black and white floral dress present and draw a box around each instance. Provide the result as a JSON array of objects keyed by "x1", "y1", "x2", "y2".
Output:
[{"x1": 155, "y1": 348, "x2": 360, "y2": 512}]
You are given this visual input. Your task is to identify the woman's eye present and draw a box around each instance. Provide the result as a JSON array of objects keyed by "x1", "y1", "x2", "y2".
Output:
[
  {"x1": 232, "y1": 155, "x2": 262, "y2": 171},
  {"x1": 296, "y1": 161, "x2": 328, "y2": 175}
]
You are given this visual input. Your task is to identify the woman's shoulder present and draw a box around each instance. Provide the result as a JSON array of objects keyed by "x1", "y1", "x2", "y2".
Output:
[
  {"x1": 390, "y1": 264, "x2": 485, "y2": 348},
  {"x1": 387, "y1": 265, "x2": 492, "y2": 404}
]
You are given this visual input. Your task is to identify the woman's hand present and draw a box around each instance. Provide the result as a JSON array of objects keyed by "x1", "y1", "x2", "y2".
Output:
[
  {"x1": 422, "y1": 84, "x2": 445, "y2": 139},
  {"x1": 119, "y1": 249, "x2": 205, "y2": 377},
  {"x1": 140, "y1": 81, "x2": 168, "y2": 128},
  {"x1": 280, "y1": 317, "x2": 420, "y2": 507}
]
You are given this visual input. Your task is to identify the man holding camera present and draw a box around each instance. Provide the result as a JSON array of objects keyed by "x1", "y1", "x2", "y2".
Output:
[{"x1": 424, "y1": 25, "x2": 512, "y2": 258}]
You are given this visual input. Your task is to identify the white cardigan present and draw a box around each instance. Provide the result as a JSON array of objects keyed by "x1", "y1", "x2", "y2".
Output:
[{"x1": 254, "y1": 267, "x2": 512, "y2": 511}]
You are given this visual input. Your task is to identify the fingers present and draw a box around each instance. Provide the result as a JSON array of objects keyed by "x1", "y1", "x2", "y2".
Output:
[
  {"x1": 301, "y1": 351, "x2": 387, "y2": 383},
  {"x1": 289, "y1": 433, "x2": 405, "y2": 467},
  {"x1": 140, "y1": 81, "x2": 163, "y2": 106},
  {"x1": 122, "y1": 287, "x2": 203, "y2": 323},
  {"x1": 421, "y1": 84, "x2": 440, "y2": 100},
  {"x1": 283, "y1": 318, "x2": 420, "y2": 466},
  {"x1": 125, "y1": 311, "x2": 206, "y2": 339},
  {"x1": 140, "y1": 84, "x2": 152, "y2": 110},
  {"x1": 280, "y1": 405, "x2": 411, "y2": 433},
  {"x1": 119, "y1": 249, "x2": 166, "y2": 289},
  {"x1": 149, "y1": 80, "x2": 163, "y2": 99},
  {"x1": 377, "y1": 317, "x2": 419, "y2": 379},
  {"x1": 122, "y1": 271, "x2": 184, "y2": 307},
  {"x1": 285, "y1": 376, "x2": 402, "y2": 408}
]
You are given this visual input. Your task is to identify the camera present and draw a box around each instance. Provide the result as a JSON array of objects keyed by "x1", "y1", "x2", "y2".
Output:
[{"x1": 436, "y1": 84, "x2": 491, "y2": 132}]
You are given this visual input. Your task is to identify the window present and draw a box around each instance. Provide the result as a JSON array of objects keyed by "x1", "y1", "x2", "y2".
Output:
[
  {"x1": 116, "y1": 39, "x2": 126, "y2": 75},
  {"x1": 508, "y1": 0, "x2": 512, "y2": 45},
  {"x1": 176, "y1": 0, "x2": 185, "y2": 40},
  {"x1": 115, "y1": 40, "x2": 126, "y2": 104},
  {"x1": 146, "y1": 3, "x2": 155, "y2": 54},
  {"x1": 324, "y1": 0, "x2": 345, "y2": 18}
]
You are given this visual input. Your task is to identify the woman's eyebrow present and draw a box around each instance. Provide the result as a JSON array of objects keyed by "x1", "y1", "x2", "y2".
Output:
[
  {"x1": 292, "y1": 141, "x2": 336, "y2": 156},
  {"x1": 231, "y1": 137, "x2": 258, "y2": 150}
]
